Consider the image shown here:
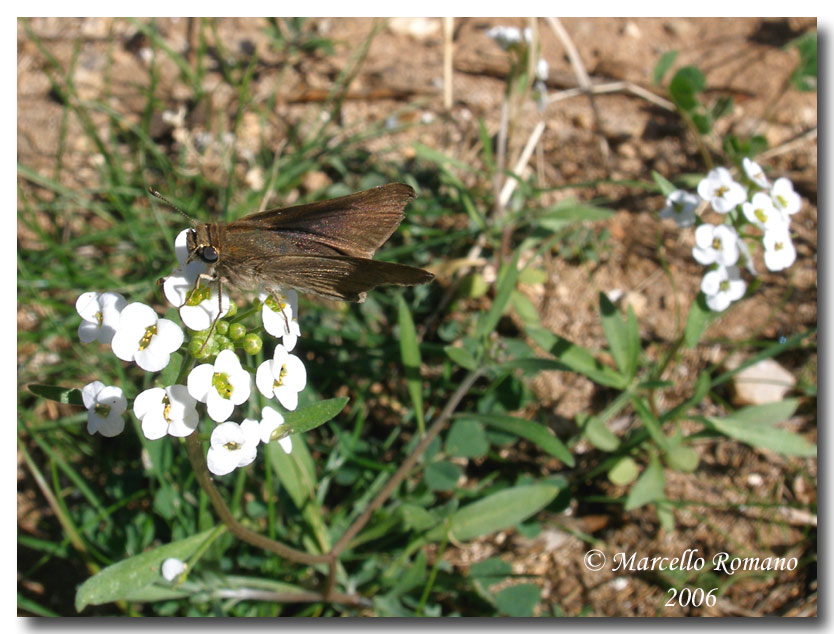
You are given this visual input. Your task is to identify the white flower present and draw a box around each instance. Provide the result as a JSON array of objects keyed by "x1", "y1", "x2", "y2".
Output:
[
  {"x1": 76, "y1": 291, "x2": 126, "y2": 344},
  {"x1": 260, "y1": 289, "x2": 301, "y2": 351},
  {"x1": 256, "y1": 344, "x2": 307, "y2": 411},
  {"x1": 742, "y1": 192, "x2": 788, "y2": 233},
  {"x1": 81, "y1": 381, "x2": 127, "y2": 437},
  {"x1": 486, "y1": 25, "x2": 531, "y2": 50},
  {"x1": 696, "y1": 167, "x2": 746, "y2": 213},
  {"x1": 206, "y1": 419, "x2": 261, "y2": 476},
  {"x1": 535, "y1": 57, "x2": 549, "y2": 82},
  {"x1": 260, "y1": 406, "x2": 293, "y2": 454},
  {"x1": 133, "y1": 385, "x2": 199, "y2": 440},
  {"x1": 111, "y1": 303, "x2": 184, "y2": 372},
  {"x1": 692, "y1": 223, "x2": 740, "y2": 267},
  {"x1": 701, "y1": 265, "x2": 746, "y2": 312},
  {"x1": 161, "y1": 558, "x2": 187, "y2": 582},
  {"x1": 742, "y1": 157, "x2": 770, "y2": 189},
  {"x1": 187, "y1": 349, "x2": 251, "y2": 422},
  {"x1": 163, "y1": 229, "x2": 230, "y2": 331},
  {"x1": 659, "y1": 190, "x2": 700, "y2": 227},
  {"x1": 763, "y1": 226, "x2": 797, "y2": 272},
  {"x1": 770, "y1": 177, "x2": 802, "y2": 217}
]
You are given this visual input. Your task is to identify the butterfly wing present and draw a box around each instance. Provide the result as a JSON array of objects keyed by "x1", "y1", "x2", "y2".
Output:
[
  {"x1": 230, "y1": 183, "x2": 416, "y2": 259},
  {"x1": 248, "y1": 254, "x2": 434, "y2": 302}
]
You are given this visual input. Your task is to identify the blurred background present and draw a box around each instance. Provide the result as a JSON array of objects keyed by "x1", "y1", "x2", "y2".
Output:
[{"x1": 18, "y1": 17, "x2": 817, "y2": 616}]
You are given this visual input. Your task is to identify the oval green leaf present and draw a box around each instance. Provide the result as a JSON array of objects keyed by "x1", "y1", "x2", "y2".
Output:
[{"x1": 75, "y1": 529, "x2": 215, "y2": 612}]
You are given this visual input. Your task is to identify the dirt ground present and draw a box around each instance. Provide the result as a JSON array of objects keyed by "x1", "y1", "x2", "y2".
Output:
[{"x1": 17, "y1": 17, "x2": 817, "y2": 616}]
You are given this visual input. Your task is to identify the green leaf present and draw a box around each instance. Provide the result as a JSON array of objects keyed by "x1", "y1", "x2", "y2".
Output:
[
  {"x1": 651, "y1": 170, "x2": 678, "y2": 196},
  {"x1": 75, "y1": 529, "x2": 215, "y2": 611},
  {"x1": 530, "y1": 200, "x2": 615, "y2": 232},
  {"x1": 684, "y1": 293, "x2": 713, "y2": 348},
  {"x1": 445, "y1": 419, "x2": 488, "y2": 458},
  {"x1": 495, "y1": 584, "x2": 541, "y2": 617},
  {"x1": 631, "y1": 397, "x2": 671, "y2": 452},
  {"x1": 669, "y1": 65, "x2": 705, "y2": 111},
  {"x1": 705, "y1": 400, "x2": 815, "y2": 457},
  {"x1": 477, "y1": 250, "x2": 520, "y2": 338},
  {"x1": 652, "y1": 50, "x2": 679, "y2": 85},
  {"x1": 444, "y1": 345, "x2": 477, "y2": 370},
  {"x1": 428, "y1": 484, "x2": 561, "y2": 541},
  {"x1": 397, "y1": 503, "x2": 440, "y2": 532},
  {"x1": 599, "y1": 292, "x2": 638, "y2": 380},
  {"x1": 788, "y1": 32, "x2": 817, "y2": 91},
  {"x1": 665, "y1": 444, "x2": 699, "y2": 472},
  {"x1": 424, "y1": 461, "x2": 461, "y2": 491},
  {"x1": 624, "y1": 456, "x2": 666, "y2": 511},
  {"x1": 461, "y1": 413, "x2": 574, "y2": 466},
  {"x1": 691, "y1": 112, "x2": 712, "y2": 134},
  {"x1": 525, "y1": 326, "x2": 628, "y2": 389},
  {"x1": 266, "y1": 436, "x2": 317, "y2": 508},
  {"x1": 27, "y1": 384, "x2": 84, "y2": 406},
  {"x1": 389, "y1": 550, "x2": 427, "y2": 597},
  {"x1": 158, "y1": 351, "x2": 183, "y2": 387},
  {"x1": 469, "y1": 557, "x2": 512, "y2": 587},
  {"x1": 720, "y1": 399, "x2": 799, "y2": 427},
  {"x1": 608, "y1": 457, "x2": 640, "y2": 485},
  {"x1": 511, "y1": 289, "x2": 541, "y2": 327},
  {"x1": 283, "y1": 397, "x2": 349, "y2": 435},
  {"x1": 397, "y1": 295, "x2": 425, "y2": 430},
  {"x1": 581, "y1": 413, "x2": 621, "y2": 451}
]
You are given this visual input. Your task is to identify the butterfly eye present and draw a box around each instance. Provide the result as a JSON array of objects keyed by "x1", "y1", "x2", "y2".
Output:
[{"x1": 200, "y1": 246, "x2": 218, "y2": 263}]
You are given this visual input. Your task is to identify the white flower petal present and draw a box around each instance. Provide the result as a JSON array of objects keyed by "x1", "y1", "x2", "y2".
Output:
[
  {"x1": 133, "y1": 387, "x2": 165, "y2": 420},
  {"x1": 81, "y1": 381, "x2": 105, "y2": 409},
  {"x1": 141, "y1": 411, "x2": 170, "y2": 440},
  {"x1": 135, "y1": 347, "x2": 170, "y2": 372},
  {"x1": 256, "y1": 361, "x2": 276, "y2": 398},
  {"x1": 279, "y1": 436, "x2": 293, "y2": 454},
  {"x1": 206, "y1": 389, "x2": 235, "y2": 423},
  {"x1": 275, "y1": 386, "x2": 299, "y2": 411},
  {"x1": 187, "y1": 364, "x2": 215, "y2": 402},
  {"x1": 161, "y1": 558, "x2": 187, "y2": 582},
  {"x1": 214, "y1": 349, "x2": 242, "y2": 374},
  {"x1": 155, "y1": 319, "x2": 185, "y2": 353},
  {"x1": 207, "y1": 447, "x2": 239, "y2": 475}
]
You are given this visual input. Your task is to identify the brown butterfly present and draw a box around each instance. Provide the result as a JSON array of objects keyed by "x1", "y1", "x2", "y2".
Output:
[{"x1": 152, "y1": 184, "x2": 434, "y2": 328}]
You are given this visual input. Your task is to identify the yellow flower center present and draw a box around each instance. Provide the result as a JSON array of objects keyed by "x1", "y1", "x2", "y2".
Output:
[
  {"x1": 776, "y1": 194, "x2": 787, "y2": 208},
  {"x1": 162, "y1": 394, "x2": 172, "y2": 423},
  {"x1": 139, "y1": 325, "x2": 157, "y2": 350},
  {"x1": 711, "y1": 237, "x2": 722, "y2": 250},
  {"x1": 754, "y1": 207, "x2": 768, "y2": 223},
  {"x1": 212, "y1": 372, "x2": 233, "y2": 399},
  {"x1": 774, "y1": 241, "x2": 785, "y2": 252},
  {"x1": 186, "y1": 285, "x2": 211, "y2": 307},
  {"x1": 94, "y1": 403, "x2": 111, "y2": 417},
  {"x1": 223, "y1": 441, "x2": 241, "y2": 451},
  {"x1": 273, "y1": 364, "x2": 288, "y2": 389},
  {"x1": 715, "y1": 185, "x2": 728, "y2": 198},
  {"x1": 95, "y1": 310, "x2": 103, "y2": 326},
  {"x1": 719, "y1": 280, "x2": 730, "y2": 293}
]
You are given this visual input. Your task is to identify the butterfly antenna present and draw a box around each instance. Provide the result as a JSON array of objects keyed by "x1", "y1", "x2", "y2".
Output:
[{"x1": 148, "y1": 187, "x2": 200, "y2": 225}]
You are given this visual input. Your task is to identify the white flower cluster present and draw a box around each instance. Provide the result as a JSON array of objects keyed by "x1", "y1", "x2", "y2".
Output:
[
  {"x1": 74, "y1": 230, "x2": 308, "y2": 476},
  {"x1": 486, "y1": 25, "x2": 549, "y2": 107},
  {"x1": 658, "y1": 158, "x2": 802, "y2": 312}
]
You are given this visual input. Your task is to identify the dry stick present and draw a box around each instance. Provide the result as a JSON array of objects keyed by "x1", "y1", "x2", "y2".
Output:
[
  {"x1": 443, "y1": 17, "x2": 454, "y2": 112},
  {"x1": 545, "y1": 16, "x2": 610, "y2": 166},
  {"x1": 184, "y1": 433, "x2": 332, "y2": 568},
  {"x1": 499, "y1": 120, "x2": 546, "y2": 208},
  {"x1": 759, "y1": 127, "x2": 817, "y2": 160},
  {"x1": 330, "y1": 368, "x2": 484, "y2": 559},
  {"x1": 548, "y1": 80, "x2": 675, "y2": 111}
]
